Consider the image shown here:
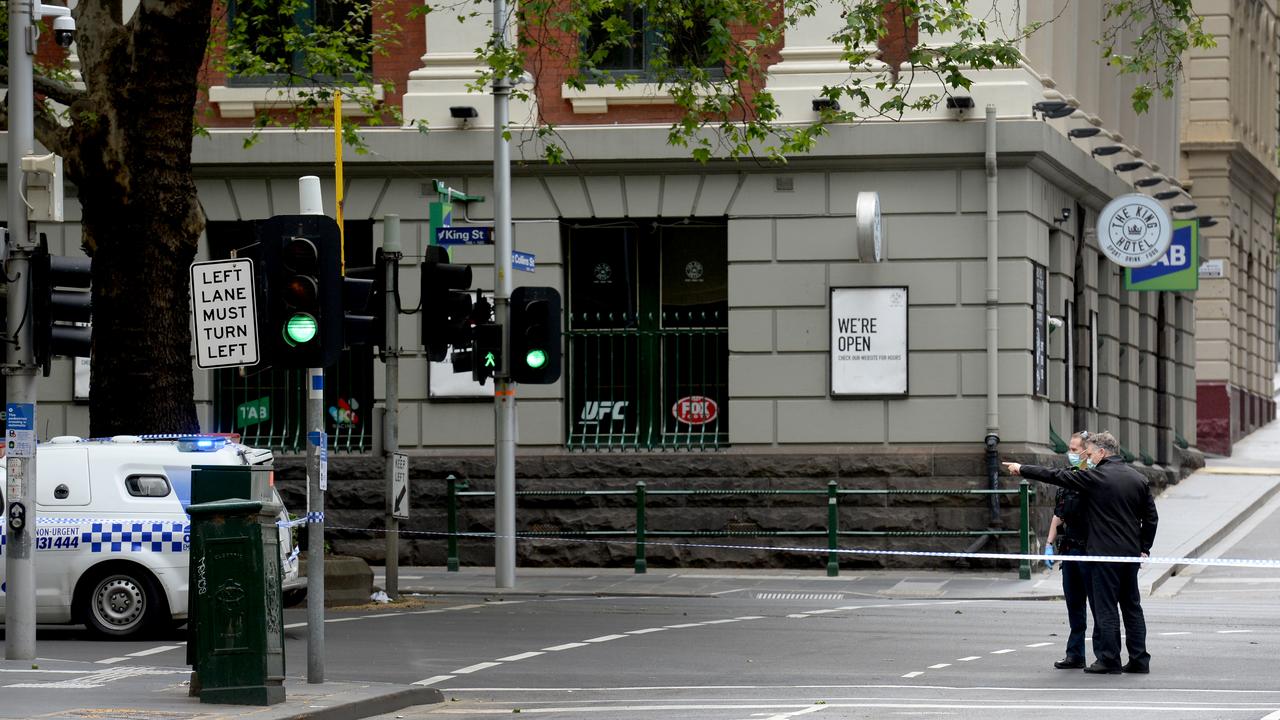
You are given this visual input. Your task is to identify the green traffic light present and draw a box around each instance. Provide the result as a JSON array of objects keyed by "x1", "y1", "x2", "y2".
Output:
[
  {"x1": 525, "y1": 349, "x2": 547, "y2": 369},
  {"x1": 284, "y1": 313, "x2": 318, "y2": 346}
]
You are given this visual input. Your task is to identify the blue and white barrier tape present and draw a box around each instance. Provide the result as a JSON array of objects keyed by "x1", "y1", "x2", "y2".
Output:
[
  {"x1": 314, "y1": 525, "x2": 1280, "y2": 569},
  {"x1": 277, "y1": 513, "x2": 324, "y2": 529}
]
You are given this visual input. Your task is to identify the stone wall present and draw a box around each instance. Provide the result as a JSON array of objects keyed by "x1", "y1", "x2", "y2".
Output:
[{"x1": 274, "y1": 446, "x2": 1183, "y2": 571}]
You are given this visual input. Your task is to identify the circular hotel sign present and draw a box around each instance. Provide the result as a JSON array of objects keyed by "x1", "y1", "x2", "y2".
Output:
[{"x1": 1096, "y1": 193, "x2": 1172, "y2": 267}]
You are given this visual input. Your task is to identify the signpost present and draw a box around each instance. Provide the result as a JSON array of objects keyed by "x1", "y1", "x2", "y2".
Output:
[
  {"x1": 190, "y1": 258, "x2": 260, "y2": 369},
  {"x1": 391, "y1": 453, "x2": 409, "y2": 520}
]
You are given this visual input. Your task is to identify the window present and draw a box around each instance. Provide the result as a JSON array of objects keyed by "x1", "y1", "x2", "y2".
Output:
[
  {"x1": 581, "y1": 5, "x2": 723, "y2": 80},
  {"x1": 226, "y1": 0, "x2": 372, "y2": 86},
  {"x1": 126, "y1": 475, "x2": 172, "y2": 498},
  {"x1": 564, "y1": 219, "x2": 728, "y2": 451}
]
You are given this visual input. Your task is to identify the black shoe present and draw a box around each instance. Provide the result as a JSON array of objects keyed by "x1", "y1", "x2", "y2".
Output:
[
  {"x1": 1083, "y1": 661, "x2": 1123, "y2": 674},
  {"x1": 1122, "y1": 662, "x2": 1149, "y2": 674},
  {"x1": 1054, "y1": 657, "x2": 1086, "y2": 669}
]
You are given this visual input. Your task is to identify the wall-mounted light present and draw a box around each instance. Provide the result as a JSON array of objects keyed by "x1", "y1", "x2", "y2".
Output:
[
  {"x1": 1172, "y1": 203, "x2": 1198, "y2": 214},
  {"x1": 812, "y1": 97, "x2": 841, "y2": 112},
  {"x1": 1032, "y1": 100, "x2": 1076, "y2": 119},
  {"x1": 1067, "y1": 127, "x2": 1102, "y2": 139},
  {"x1": 945, "y1": 96, "x2": 974, "y2": 111},
  {"x1": 1153, "y1": 189, "x2": 1181, "y2": 200},
  {"x1": 1134, "y1": 176, "x2": 1165, "y2": 188},
  {"x1": 1198, "y1": 216, "x2": 1218, "y2": 228},
  {"x1": 1091, "y1": 145, "x2": 1125, "y2": 157},
  {"x1": 1113, "y1": 160, "x2": 1147, "y2": 172},
  {"x1": 449, "y1": 106, "x2": 479, "y2": 127}
]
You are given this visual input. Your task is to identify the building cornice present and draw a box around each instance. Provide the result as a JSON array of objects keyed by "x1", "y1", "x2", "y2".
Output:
[{"x1": 1182, "y1": 139, "x2": 1280, "y2": 194}]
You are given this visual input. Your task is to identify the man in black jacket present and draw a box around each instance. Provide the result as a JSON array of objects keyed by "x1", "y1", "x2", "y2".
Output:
[{"x1": 1004, "y1": 431, "x2": 1158, "y2": 675}]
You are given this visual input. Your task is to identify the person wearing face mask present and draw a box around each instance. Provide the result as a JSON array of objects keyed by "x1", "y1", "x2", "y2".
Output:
[
  {"x1": 1044, "y1": 431, "x2": 1091, "y2": 670},
  {"x1": 1005, "y1": 431, "x2": 1158, "y2": 675}
]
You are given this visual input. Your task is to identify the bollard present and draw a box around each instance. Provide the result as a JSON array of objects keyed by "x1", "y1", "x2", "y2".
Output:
[
  {"x1": 634, "y1": 481, "x2": 647, "y2": 574},
  {"x1": 446, "y1": 475, "x2": 459, "y2": 572},
  {"x1": 1018, "y1": 478, "x2": 1031, "y2": 580},
  {"x1": 826, "y1": 480, "x2": 839, "y2": 577}
]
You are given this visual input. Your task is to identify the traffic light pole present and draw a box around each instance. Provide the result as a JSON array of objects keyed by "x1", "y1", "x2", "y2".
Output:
[
  {"x1": 300, "y1": 177, "x2": 326, "y2": 683},
  {"x1": 382, "y1": 215, "x2": 401, "y2": 600},
  {"x1": 5, "y1": 0, "x2": 40, "y2": 661},
  {"x1": 492, "y1": 0, "x2": 517, "y2": 590}
]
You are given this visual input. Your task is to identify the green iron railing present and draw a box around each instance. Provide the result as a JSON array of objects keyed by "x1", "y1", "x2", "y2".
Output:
[
  {"x1": 443, "y1": 477, "x2": 1036, "y2": 579},
  {"x1": 210, "y1": 347, "x2": 374, "y2": 453},
  {"x1": 566, "y1": 311, "x2": 727, "y2": 451}
]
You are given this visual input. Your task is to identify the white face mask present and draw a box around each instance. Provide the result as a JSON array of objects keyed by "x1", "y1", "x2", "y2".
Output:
[
  {"x1": 1085, "y1": 457, "x2": 1098, "y2": 470},
  {"x1": 1067, "y1": 451, "x2": 1083, "y2": 468}
]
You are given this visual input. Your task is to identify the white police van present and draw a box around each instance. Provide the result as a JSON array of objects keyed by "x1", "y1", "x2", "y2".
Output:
[{"x1": 0, "y1": 434, "x2": 301, "y2": 639}]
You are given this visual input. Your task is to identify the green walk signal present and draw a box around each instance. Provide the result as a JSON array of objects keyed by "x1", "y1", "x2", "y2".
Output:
[
  {"x1": 284, "y1": 313, "x2": 318, "y2": 346},
  {"x1": 484, "y1": 351, "x2": 497, "y2": 368},
  {"x1": 525, "y1": 349, "x2": 547, "y2": 369}
]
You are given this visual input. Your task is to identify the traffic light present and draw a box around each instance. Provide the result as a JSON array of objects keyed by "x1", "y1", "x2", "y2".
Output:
[
  {"x1": 449, "y1": 292, "x2": 498, "y2": 383},
  {"x1": 508, "y1": 286, "x2": 562, "y2": 384},
  {"x1": 421, "y1": 245, "x2": 472, "y2": 362},
  {"x1": 258, "y1": 215, "x2": 343, "y2": 368},
  {"x1": 341, "y1": 250, "x2": 383, "y2": 349},
  {"x1": 30, "y1": 234, "x2": 92, "y2": 376}
]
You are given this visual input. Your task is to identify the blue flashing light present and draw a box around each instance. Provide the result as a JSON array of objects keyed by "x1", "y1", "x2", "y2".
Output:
[{"x1": 177, "y1": 436, "x2": 228, "y2": 452}]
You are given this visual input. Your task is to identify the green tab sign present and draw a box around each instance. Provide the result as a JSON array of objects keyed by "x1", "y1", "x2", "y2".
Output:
[{"x1": 236, "y1": 396, "x2": 271, "y2": 428}]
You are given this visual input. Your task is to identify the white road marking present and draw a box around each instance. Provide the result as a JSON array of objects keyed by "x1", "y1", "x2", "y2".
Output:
[
  {"x1": 411, "y1": 702, "x2": 1280, "y2": 714},
  {"x1": 703, "y1": 618, "x2": 743, "y2": 624},
  {"x1": 902, "y1": 671, "x2": 924, "y2": 678},
  {"x1": 584, "y1": 634, "x2": 627, "y2": 643},
  {"x1": 1025, "y1": 642, "x2": 1054, "y2": 648},
  {"x1": 284, "y1": 621, "x2": 307, "y2": 629},
  {"x1": 1161, "y1": 631, "x2": 1192, "y2": 636},
  {"x1": 625, "y1": 628, "x2": 667, "y2": 635},
  {"x1": 1259, "y1": 709, "x2": 1280, "y2": 720},
  {"x1": 804, "y1": 609, "x2": 840, "y2": 615},
  {"x1": 451, "y1": 661, "x2": 503, "y2": 674},
  {"x1": 956, "y1": 656, "x2": 982, "y2": 662},
  {"x1": 412, "y1": 675, "x2": 454, "y2": 686},
  {"x1": 93, "y1": 658, "x2": 128, "y2": 665},
  {"x1": 990, "y1": 649, "x2": 1016, "y2": 654},
  {"x1": 496, "y1": 651, "x2": 545, "y2": 662},
  {"x1": 760, "y1": 706, "x2": 829, "y2": 720},
  {"x1": 543, "y1": 642, "x2": 590, "y2": 651},
  {"x1": 665, "y1": 623, "x2": 705, "y2": 629},
  {"x1": 326, "y1": 617, "x2": 359, "y2": 623},
  {"x1": 710, "y1": 588, "x2": 747, "y2": 595},
  {"x1": 736, "y1": 616, "x2": 767, "y2": 621},
  {"x1": 928, "y1": 663, "x2": 951, "y2": 669},
  {"x1": 1218, "y1": 629, "x2": 1253, "y2": 634},
  {"x1": 439, "y1": 683, "x2": 1280, "y2": 695},
  {"x1": 126, "y1": 645, "x2": 182, "y2": 658},
  {"x1": 0, "y1": 669, "x2": 90, "y2": 675},
  {"x1": 1193, "y1": 577, "x2": 1280, "y2": 584},
  {"x1": 786, "y1": 614, "x2": 809, "y2": 619}
]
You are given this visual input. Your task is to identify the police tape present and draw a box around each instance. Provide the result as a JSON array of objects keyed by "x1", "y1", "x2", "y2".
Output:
[{"x1": 286, "y1": 522, "x2": 1280, "y2": 569}]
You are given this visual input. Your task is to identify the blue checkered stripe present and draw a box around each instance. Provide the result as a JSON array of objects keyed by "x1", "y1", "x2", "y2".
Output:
[{"x1": 82, "y1": 521, "x2": 189, "y2": 553}]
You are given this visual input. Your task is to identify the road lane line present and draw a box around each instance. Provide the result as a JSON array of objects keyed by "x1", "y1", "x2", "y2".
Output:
[
  {"x1": 710, "y1": 588, "x2": 747, "y2": 595},
  {"x1": 1218, "y1": 630, "x2": 1253, "y2": 634},
  {"x1": 584, "y1": 634, "x2": 627, "y2": 643},
  {"x1": 902, "y1": 672, "x2": 924, "y2": 678},
  {"x1": 412, "y1": 675, "x2": 454, "y2": 686},
  {"x1": 786, "y1": 614, "x2": 809, "y2": 619},
  {"x1": 1025, "y1": 642, "x2": 1054, "y2": 648},
  {"x1": 497, "y1": 651, "x2": 544, "y2": 662},
  {"x1": 451, "y1": 661, "x2": 503, "y2": 674},
  {"x1": 625, "y1": 628, "x2": 667, "y2": 635},
  {"x1": 284, "y1": 622, "x2": 307, "y2": 629},
  {"x1": 928, "y1": 663, "x2": 951, "y2": 669},
  {"x1": 94, "y1": 657, "x2": 128, "y2": 665},
  {"x1": 1259, "y1": 709, "x2": 1280, "y2": 720},
  {"x1": 126, "y1": 645, "x2": 182, "y2": 658},
  {"x1": 956, "y1": 656, "x2": 981, "y2": 662},
  {"x1": 735, "y1": 616, "x2": 766, "y2": 621},
  {"x1": 1161, "y1": 631, "x2": 1192, "y2": 636},
  {"x1": 543, "y1": 642, "x2": 590, "y2": 651},
  {"x1": 665, "y1": 623, "x2": 704, "y2": 629},
  {"x1": 990, "y1": 649, "x2": 1016, "y2": 654},
  {"x1": 804, "y1": 609, "x2": 839, "y2": 615}
]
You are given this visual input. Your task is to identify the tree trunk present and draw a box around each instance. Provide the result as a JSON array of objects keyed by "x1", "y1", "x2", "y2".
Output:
[{"x1": 67, "y1": 0, "x2": 214, "y2": 437}]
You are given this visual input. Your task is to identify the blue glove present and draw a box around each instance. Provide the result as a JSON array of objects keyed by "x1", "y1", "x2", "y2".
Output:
[{"x1": 1044, "y1": 543, "x2": 1055, "y2": 569}]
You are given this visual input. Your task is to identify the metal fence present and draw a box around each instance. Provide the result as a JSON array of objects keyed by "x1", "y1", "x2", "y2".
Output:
[
  {"x1": 443, "y1": 478, "x2": 1037, "y2": 579},
  {"x1": 566, "y1": 311, "x2": 728, "y2": 451}
]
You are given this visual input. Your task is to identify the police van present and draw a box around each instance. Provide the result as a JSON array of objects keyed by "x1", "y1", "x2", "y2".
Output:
[{"x1": 0, "y1": 434, "x2": 301, "y2": 639}]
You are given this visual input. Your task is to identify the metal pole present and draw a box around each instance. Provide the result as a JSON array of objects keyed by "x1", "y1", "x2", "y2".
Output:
[
  {"x1": 984, "y1": 105, "x2": 1001, "y2": 528},
  {"x1": 4, "y1": 0, "x2": 39, "y2": 661},
  {"x1": 492, "y1": 0, "x2": 517, "y2": 589},
  {"x1": 300, "y1": 177, "x2": 326, "y2": 683},
  {"x1": 446, "y1": 474, "x2": 459, "y2": 571},
  {"x1": 382, "y1": 215, "x2": 401, "y2": 599},
  {"x1": 1018, "y1": 479, "x2": 1031, "y2": 580},
  {"x1": 633, "y1": 481, "x2": 646, "y2": 574},
  {"x1": 826, "y1": 480, "x2": 839, "y2": 577}
]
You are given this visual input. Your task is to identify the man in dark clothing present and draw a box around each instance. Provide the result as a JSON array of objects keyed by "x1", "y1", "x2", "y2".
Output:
[
  {"x1": 1005, "y1": 431, "x2": 1158, "y2": 675},
  {"x1": 1046, "y1": 431, "x2": 1091, "y2": 669}
]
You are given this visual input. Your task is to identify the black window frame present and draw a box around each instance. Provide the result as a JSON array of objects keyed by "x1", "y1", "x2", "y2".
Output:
[
  {"x1": 125, "y1": 474, "x2": 172, "y2": 499},
  {"x1": 225, "y1": 0, "x2": 373, "y2": 88},
  {"x1": 580, "y1": 4, "x2": 726, "y2": 82}
]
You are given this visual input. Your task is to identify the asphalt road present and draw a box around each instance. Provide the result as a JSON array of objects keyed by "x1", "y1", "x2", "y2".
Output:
[{"x1": 7, "y1": 502, "x2": 1278, "y2": 720}]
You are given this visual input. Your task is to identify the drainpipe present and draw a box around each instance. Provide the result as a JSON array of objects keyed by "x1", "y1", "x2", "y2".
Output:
[{"x1": 984, "y1": 105, "x2": 1001, "y2": 528}]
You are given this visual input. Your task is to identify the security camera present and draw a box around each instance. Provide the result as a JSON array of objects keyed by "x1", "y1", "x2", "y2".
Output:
[{"x1": 53, "y1": 16, "x2": 76, "y2": 48}]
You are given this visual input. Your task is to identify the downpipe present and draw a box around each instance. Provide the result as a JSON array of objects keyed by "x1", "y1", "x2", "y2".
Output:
[{"x1": 984, "y1": 105, "x2": 1001, "y2": 530}]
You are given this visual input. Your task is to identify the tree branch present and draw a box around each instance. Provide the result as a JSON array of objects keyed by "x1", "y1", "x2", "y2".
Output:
[{"x1": 0, "y1": 65, "x2": 87, "y2": 107}]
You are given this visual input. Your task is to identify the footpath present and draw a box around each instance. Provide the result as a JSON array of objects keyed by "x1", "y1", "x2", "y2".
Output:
[{"x1": 3, "y1": 421, "x2": 1278, "y2": 720}]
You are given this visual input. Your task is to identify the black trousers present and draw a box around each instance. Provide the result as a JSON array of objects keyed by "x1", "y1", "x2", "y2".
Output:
[
  {"x1": 1060, "y1": 548, "x2": 1089, "y2": 661},
  {"x1": 1087, "y1": 561, "x2": 1149, "y2": 669}
]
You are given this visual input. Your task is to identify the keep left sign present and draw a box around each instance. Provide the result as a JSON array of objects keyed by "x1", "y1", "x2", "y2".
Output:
[{"x1": 190, "y1": 258, "x2": 260, "y2": 369}]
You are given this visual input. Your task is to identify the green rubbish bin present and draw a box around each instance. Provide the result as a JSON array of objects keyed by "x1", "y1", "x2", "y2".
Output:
[{"x1": 188, "y1": 499, "x2": 286, "y2": 706}]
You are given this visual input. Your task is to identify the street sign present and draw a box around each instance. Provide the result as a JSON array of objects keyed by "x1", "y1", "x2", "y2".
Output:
[
  {"x1": 236, "y1": 396, "x2": 271, "y2": 428},
  {"x1": 435, "y1": 226, "x2": 494, "y2": 245},
  {"x1": 5, "y1": 403, "x2": 35, "y2": 459},
  {"x1": 1199, "y1": 259, "x2": 1225, "y2": 278},
  {"x1": 190, "y1": 258, "x2": 259, "y2": 369},
  {"x1": 391, "y1": 453, "x2": 409, "y2": 519},
  {"x1": 1125, "y1": 219, "x2": 1198, "y2": 291},
  {"x1": 512, "y1": 250, "x2": 536, "y2": 272}
]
